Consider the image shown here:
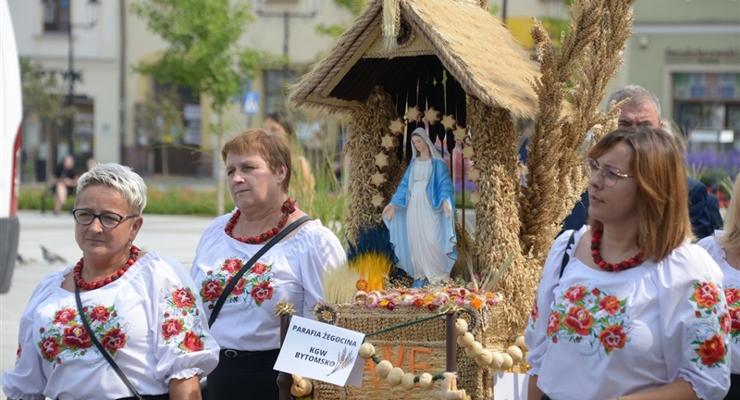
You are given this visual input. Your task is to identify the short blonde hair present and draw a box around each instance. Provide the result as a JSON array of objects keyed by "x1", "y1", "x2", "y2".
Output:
[
  {"x1": 588, "y1": 126, "x2": 692, "y2": 261},
  {"x1": 221, "y1": 129, "x2": 292, "y2": 191},
  {"x1": 77, "y1": 163, "x2": 148, "y2": 214}
]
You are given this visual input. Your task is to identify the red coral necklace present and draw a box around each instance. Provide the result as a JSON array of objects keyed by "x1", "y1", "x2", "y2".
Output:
[
  {"x1": 74, "y1": 245, "x2": 140, "y2": 290},
  {"x1": 591, "y1": 226, "x2": 644, "y2": 272},
  {"x1": 225, "y1": 198, "x2": 296, "y2": 244}
]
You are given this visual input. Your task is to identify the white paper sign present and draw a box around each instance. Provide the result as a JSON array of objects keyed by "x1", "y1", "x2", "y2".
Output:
[{"x1": 274, "y1": 316, "x2": 365, "y2": 386}]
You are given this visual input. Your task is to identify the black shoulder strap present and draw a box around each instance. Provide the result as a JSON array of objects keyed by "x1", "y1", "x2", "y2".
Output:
[
  {"x1": 74, "y1": 285, "x2": 144, "y2": 400},
  {"x1": 559, "y1": 230, "x2": 577, "y2": 279},
  {"x1": 208, "y1": 215, "x2": 312, "y2": 327}
]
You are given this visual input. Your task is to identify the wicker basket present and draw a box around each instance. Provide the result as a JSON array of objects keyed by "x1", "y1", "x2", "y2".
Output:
[{"x1": 312, "y1": 305, "x2": 501, "y2": 400}]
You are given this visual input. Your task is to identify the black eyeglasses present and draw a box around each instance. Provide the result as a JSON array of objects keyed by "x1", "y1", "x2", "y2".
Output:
[{"x1": 72, "y1": 208, "x2": 139, "y2": 229}]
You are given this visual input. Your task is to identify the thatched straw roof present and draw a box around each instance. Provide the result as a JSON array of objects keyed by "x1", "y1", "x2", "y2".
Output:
[{"x1": 290, "y1": 0, "x2": 540, "y2": 118}]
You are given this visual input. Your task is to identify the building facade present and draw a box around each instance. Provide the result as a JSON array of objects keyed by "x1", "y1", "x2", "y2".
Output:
[
  {"x1": 11, "y1": 0, "x2": 352, "y2": 180},
  {"x1": 620, "y1": 0, "x2": 740, "y2": 152},
  {"x1": 9, "y1": 0, "x2": 123, "y2": 181}
]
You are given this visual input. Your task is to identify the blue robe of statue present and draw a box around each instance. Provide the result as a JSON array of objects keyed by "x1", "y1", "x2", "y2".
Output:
[{"x1": 383, "y1": 131, "x2": 457, "y2": 281}]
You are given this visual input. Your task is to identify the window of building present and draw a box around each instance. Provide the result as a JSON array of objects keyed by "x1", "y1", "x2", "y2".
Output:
[
  {"x1": 43, "y1": 0, "x2": 70, "y2": 32},
  {"x1": 264, "y1": 68, "x2": 297, "y2": 115},
  {"x1": 673, "y1": 72, "x2": 740, "y2": 151}
]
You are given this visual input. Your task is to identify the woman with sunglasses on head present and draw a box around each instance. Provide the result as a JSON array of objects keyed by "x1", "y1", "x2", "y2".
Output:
[
  {"x1": 2, "y1": 163, "x2": 219, "y2": 400},
  {"x1": 525, "y1": 127, "x2": 730, "y2": 400}
]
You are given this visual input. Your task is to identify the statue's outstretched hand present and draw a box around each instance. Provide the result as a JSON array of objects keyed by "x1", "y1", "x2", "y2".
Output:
[
  {"x1": 443, "y1": 200, "x2": 452, "y2": 217},
  {"x1": 383, "y1": 205, "x2": 395, "y2": 220}
]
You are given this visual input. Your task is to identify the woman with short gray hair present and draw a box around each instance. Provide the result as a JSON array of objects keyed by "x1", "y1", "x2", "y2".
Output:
[{"x1": 3, "y1": 163, "x2": 219, "y2": 400}]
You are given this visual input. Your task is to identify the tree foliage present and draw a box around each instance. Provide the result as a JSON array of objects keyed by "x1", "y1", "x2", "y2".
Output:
[
  {"x1": 316, "y1": 0, "x2": 367, "y2": 38},
  {"x1": 19, "y1": 58, "x2": 70, "y2": 122},
  {"x1": 130, "y1": 0, "x2": 261, "y2": 113}
]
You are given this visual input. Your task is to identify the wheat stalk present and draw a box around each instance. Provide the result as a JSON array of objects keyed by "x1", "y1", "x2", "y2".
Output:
[{"x1": 326, "y1": 347, "x2": 354, "y2": 376}]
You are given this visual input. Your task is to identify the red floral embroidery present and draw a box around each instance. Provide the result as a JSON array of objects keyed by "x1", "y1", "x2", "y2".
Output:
[
  {"x1": 696, "y1": 335, "x2": 726, "y2": 366},
  {"x1": 201, "y1": 279, "x2": 223, "y2": 302},
  {"x1": 181, "y1": 331, "x2": 204, "y2": 352},
  {"x1": 546, "y1": 312, "x2": 561, "y2": 336},
  {"x1": 530, "y1": 303, "x2": 539, "y2": 322},
  {"x1": 61, "y1": 324, "x2": 92, "y2": 349},
  {"x1": 101, "y1": 328, "x2": 127, "y2": 354},
  {"x1": 550, "y1": 285, "x2": 630, "y2": 355},
  {"x1": 720, "y1": 313, "x2": 732, "y2": 334},
  {"x1": 172, "y1": 288, "x2": 196, "y2": 309},
  {"x1": 222, "y1": 258, "x2": 243, "y2": 274},
  {"x1": 725, "y1": 288, "x2": 740, "y2": 306},
  {"x1": 564, "y1": 306, "x2": 593, "y2": 335},
  {"x1": 693, "y1": 282, "x2": 719, "y2": 309},
  {"x1": 599, "y1": 296, "x2": 621, "y2": 315},
  {"x1": 231, "y1": 278, "x2": 247, "y2": 296},
  {"x1": 53, "y1": 308, "x2": 77, "y2": 325},
  {"x1": 90, "y1": 305, "x2": 110, "y2": 322},
  {"x1": 598, "y1": 325, "x2": 627, "y2": 353},
  {"x1": 250, "y1": 281, "x2": 274, "y2": 305},
  {"x1": 251, "y1": 262, "x2": 268, "y2": 275},
  {"x1": 162, "y1": 318, "x2": 185, "y2": 340},
  {"x1": 39, "y1": 337, "x2": 61, "y2": 361},
  {"x1": 730, "y1": 307, "x2": 740, "y2": 333},
  {"x1": 564, "y1": 286, "x2": 587, "y2": 303},
  {"x1": 16, "y1": 344, "x2": 21, "y2": 360}
]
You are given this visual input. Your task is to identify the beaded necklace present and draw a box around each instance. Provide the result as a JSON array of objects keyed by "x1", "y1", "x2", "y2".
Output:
[
  {"x1": 74, "y1": 245, "x2": 140, "y2": 290},
  {"x1": 590, "y1": 226, "x2": 644, "y2": 272},
  {"x1": 225, "y1": 198, "x2": 296, "y2": 244}
]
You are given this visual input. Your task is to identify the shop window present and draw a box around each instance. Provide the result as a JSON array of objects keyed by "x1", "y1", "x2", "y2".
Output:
[{"x1": 673, "y1": 72, "x2": 740, "y2": 150}]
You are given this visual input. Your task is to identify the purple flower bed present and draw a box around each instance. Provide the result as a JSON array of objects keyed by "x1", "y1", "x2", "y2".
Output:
[{"x1": 685, "y1": 149, "x2": 740, "y2": 178}]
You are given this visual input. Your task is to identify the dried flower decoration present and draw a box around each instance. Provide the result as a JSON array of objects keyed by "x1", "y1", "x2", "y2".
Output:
[{"x1": 312, "y1": 303, "x2": 338, "y2": 325}]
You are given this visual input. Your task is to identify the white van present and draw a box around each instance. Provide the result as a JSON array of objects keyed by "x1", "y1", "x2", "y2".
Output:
[{"x1": 0, "y1": 0, "x2": 22, "y2": 293}]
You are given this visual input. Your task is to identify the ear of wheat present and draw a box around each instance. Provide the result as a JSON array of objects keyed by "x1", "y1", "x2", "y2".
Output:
[{"x1": 326, "y1": 347, "x2": 355, "y2": 376}]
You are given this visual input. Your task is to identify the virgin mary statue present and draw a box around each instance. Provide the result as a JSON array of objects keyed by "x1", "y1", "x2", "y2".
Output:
[{"x1": 383, "y1": 127, "x2": 457, "y2": 283}]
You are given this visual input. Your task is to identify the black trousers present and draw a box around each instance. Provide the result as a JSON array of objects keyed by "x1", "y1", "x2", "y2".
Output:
[
  {"x1": 726, "y1": 373, "x2": 740, "y2": 400},
  {"x1": 207, "y1": 349, "x2": 280, "y2": 400}
]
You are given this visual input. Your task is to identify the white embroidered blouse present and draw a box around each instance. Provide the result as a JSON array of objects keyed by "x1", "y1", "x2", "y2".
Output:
[
  {"x1": 2, "y1": 252, "x2": 220, "y2": 400},
  {"x1": 698, "y1": 231, "x2": 740, "y2": 374},
  {"x1": 526, "y1": 226, "x2": 731, "y2": 400},
  {"x1": 191, "y1": 213, "x2": 346, "y2": 351}
]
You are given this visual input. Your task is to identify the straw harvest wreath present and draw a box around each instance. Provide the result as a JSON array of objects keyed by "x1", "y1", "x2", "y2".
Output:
[
  {"x1": 351, "y1": 317, "x2": 527, "y2": 399},
  {"x1": 288, "y1": 300, "x2": 527, "y2": 399}
]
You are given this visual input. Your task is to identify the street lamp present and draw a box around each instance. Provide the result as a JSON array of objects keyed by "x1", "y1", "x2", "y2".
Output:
[
  {"x1": 62, "y1": 0, "x2": 99, "y2": 161},
  {"x1": 255, "y1": 1, "x2": 318, "y2": 69}
]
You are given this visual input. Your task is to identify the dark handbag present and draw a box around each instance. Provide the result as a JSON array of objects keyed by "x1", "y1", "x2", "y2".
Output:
[
  {"x1": 559, "y1": 230, "x2": 577, "y2": 279},
  {"x1": 74, "y1": 285, "x2": 145, "y2": 400}
]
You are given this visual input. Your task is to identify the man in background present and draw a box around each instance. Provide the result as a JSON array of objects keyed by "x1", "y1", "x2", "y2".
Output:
[{"x1": 563, "y1": 85, "x2": 722, "y2": 238}]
